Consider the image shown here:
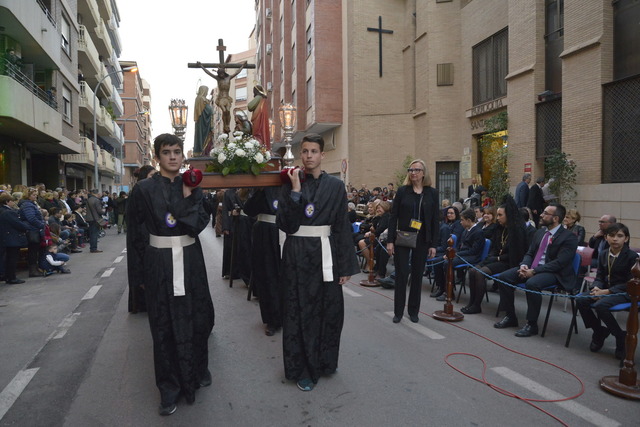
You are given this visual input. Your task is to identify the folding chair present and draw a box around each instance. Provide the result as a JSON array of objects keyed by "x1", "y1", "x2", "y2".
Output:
[
  {"x1": 563, "y1": 246, "x2": 595, "y2": 312},
  {"x1": 455, "y1": 239, "x2": 491, "y2": 303}
]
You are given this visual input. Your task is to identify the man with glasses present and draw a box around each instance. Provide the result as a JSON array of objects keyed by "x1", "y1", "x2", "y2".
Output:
[
  {"x1": 494, "y1": 203, "x2": 578, "y2": 337},
  {"x1": 588, "y1": 214, "x2": 617, "y2": 268}
]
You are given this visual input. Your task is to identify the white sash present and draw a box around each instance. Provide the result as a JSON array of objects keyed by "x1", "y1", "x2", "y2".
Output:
[
  {"x1": 149, "y1": 234, "x2": 196, "y2": 297},
  {"x1": 289, "y1": 225, "x2": 333, "y2": 282}
]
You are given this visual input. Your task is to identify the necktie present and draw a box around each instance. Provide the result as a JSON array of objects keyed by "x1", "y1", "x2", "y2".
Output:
[{"x1": 531, "y1": 231, "x2": 551, "y2": 268}]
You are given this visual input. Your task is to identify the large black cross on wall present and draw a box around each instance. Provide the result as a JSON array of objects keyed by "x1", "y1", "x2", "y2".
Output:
[{"x1": 367, "y1": 16, "x2": 394, "y2": 77}]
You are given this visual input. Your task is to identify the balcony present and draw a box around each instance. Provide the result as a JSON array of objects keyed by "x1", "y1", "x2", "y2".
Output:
[
  {"x1": 62, "y1": 137, "x2": 95, "y2": 166},
  {"x1": 77, "y1": 0, "x2": 100, "y2": 30},
  {"x1": 96, "y1": 0, "x2": 113, "y2": 23},
  {"x1": 107, "y1": 13, "x2": 123, "y2": 56},
  {"x1": 78, "y1": 81, "x2": 96, "y2": 123},
  {"x1": 91, "y1": 18, "x2": 114, "y2": 60},
  {"x1": 98, "y1": 149, "x2": 116, "y2": 174},
  {"x1": 78, "y1": 25, "x2": 101, "y2": 80}
]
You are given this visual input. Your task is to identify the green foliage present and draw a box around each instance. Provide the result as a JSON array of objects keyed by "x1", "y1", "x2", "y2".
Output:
[
  {"x1": 479, "y1": 111, "x2": 509, "y2": 202},
  {"x1": 544, "y1": 150, "x2": 577, "y2": 205},
  {"x1": 105, "y1": 103, "x2": 116, "y2": 120},
  {"x1": 395, "y1": 155, "x2": 415, "y2": 187},
  {"x1": 205, "y1": 131, "x2": 272, "y2": 176}
]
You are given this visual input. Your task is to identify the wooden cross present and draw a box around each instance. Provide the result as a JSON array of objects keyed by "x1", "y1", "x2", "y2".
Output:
[
  {"x1": 367, "y1": 16, "x2": 393, "y2": 77},
  {"x1": 187, "y1": 38, "x2": 257, "y2": 69}
]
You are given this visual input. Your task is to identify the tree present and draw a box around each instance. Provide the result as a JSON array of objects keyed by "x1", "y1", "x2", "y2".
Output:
[
  {"x1": 479, "y1": 111, "x2": 509, "y2": 202},
  {"x1": 544, "y1": 149, "x2": 577, "y2": 205},
  {"x1": 395, "y1": 155, "x2": 415, "y2": 187}
]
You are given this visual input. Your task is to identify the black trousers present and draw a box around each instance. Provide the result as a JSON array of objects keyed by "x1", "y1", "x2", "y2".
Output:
[
  {"x1": 4, "y1": 247, "x2": 19, "y2": 281},
  {"x1": 393, "y1": 243, "x2": 428, "y2": 317},
  {"x1": 576, "y1": 292, "x2": 629, "y2": 338}
]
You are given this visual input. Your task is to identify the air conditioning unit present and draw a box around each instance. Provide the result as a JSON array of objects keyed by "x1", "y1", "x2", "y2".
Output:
[
  {"x1": 266, "y1": 44, "x2": 272, "y2": 55},
  {"x1": 266, "y1": 82, "x2": 273, "y2": 92},
  {"x1": 266, "y1": 8, "x2": 272, "y2": 19}
]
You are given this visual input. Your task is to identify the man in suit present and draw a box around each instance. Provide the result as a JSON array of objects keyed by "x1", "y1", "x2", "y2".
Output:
[
  {"x1": 494, "y1": 203, "x2": 578, "y2": 337},
  {"x1": 588, "y1": 214, "x2": 616, "y2": 268},
  {"x1": 433, "y1": 208, "x2": 485, "y2": 301},
  {"x1": 514, "y1": 173, "x2": 531, "y2": 208},
  {"x1": 526, "y1": 177, "x2": 545, "y2": 227},
  {"x1": 467, "y1": 177, "x2": 479, "y2": 198}
]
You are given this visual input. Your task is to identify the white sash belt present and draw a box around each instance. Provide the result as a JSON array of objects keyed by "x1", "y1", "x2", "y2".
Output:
[
  {"x1": 257, "y1": 214, "x2": 276, "y2": 223},
  {"x1": 289, "y1": 225, "x2": 333, "y2": 282},
  {"x1": 149, "y1": 234, "x2": 196, "y2": 297}
]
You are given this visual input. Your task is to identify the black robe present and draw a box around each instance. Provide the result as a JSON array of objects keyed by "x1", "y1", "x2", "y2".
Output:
[
  {"x1": 126, "y1": 173, "x2": 214, "y2": 407},
  {"x1": 277, "y1": 172, "x2": 360, "y2": 383},
  {"x1": 243, "y1": 187, "x2": 283, "y2": 327},
  {"x1": 222, "y1": 189, "x2": 254, "y2": 284}
]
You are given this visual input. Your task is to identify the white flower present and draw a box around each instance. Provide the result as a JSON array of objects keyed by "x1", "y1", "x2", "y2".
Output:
[
  {"x1": 228, "y1": 142, "x2": 236, "y2": 150},
  {"x1": 234, "y1": 131, "x2": 244, "y2": 137},
  {"x1": 249, "y1": 139, "x2": 259, "y2": 147},
  {"x1": 235, "y1": 149, "x2": 246, "y2": 157},
  {"x1": 228, "y1": 136, "x2": 236, "y2": 143},
  {"x1": 217, "y1": 153, "x2": 226, "y2": 163},
  {"x1": 244, "y1": 142, "x2": 254, "y2": 150},
  {"x1": 265, "y1": 151, "x2": 271, "y2": 161},
  {"x1": 253, "y1": 152, "x2": 264, "y2": 163},
  {"x1": 218, "y1": 134, "x2": 228, "y2": 141}
]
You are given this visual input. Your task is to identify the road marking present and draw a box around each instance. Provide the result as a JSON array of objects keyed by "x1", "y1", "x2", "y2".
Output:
[
  {"x1": 114, "y1": 256, "x2": 123, "y2": 263},
  {"x1": 0, "y1": 368, "x2": 39, "y2": 421},
  {"x1": 384, "y1": 312, "x2": 445, "y2": 339},
  {"x1": 82, "y1": 285, "x2": 102, "y2": 300},
  {"x1": 491, "y1": 367, "x2": 620, "y2": 427},
  {"x1": 342, "y1": 286, "x2": 362, "y2": 297},
  {"x1": 101, "y1": 267, "x2": 115, "y2": 278},
  {"x1": 50, "y1": 313, "x2": 81, "y2": 340},
  {"x1": 122, "y1": 248, "x2": 127, "y2": 253}
]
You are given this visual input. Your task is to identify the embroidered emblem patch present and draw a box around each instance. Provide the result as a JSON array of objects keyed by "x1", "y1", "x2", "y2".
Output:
[
  {"x1": 305, "y1": 203, "x2": 315, "y2": 218},
  {"x1": 272, "y1": 200, "x2": 279, "y2": 210},
  {"x1": 165, "y1": 212, "x2": 177, "y2": 228}
]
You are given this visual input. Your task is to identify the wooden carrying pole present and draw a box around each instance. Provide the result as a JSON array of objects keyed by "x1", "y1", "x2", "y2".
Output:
[
  {"x1": 433, "y1": 236, "x2": 464, "y2": 322},
  {"x1": 600, "y1": 258, "x2": 640, "y2": 399},
  {"x1": 360, "y1": 232, "x2": 379, "y2": 287}
]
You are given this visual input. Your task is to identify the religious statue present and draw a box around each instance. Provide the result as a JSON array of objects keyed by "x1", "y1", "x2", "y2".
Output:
[
  {"x1": 247, "y1": 84, "x2": 270, "y2": 149},
  {"x1": 197, "y1": 61, "x2": 247, "y2": 134},
  {"x1": 234, "y1": 109, "x2": 252, "y2": 136},
  {"x1": 193, "y1": 85, "x2": 213, "y2": 156}
]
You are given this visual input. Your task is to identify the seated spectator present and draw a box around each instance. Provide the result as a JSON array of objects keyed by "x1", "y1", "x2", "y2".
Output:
[
  {"x1": 0, "y1": 192, "x2": 29, "y2": 284},
  {"x1": 588, "y1": 214, "x2": 617, "y2": 268},
  {"x1": 443, "y1": 206, "x2": 464, "y2": 248},
  {"x1": 369, "y1": 201, "x2": 391, "y2": 277},
  {"x1": 464, "y1": 196, "x2": 527, "y2": 314},
  {"x1": 73, "y1": 206, "x2": 90, "y2": 242},
  {"x1": 43, "y1": 244, "x2": 71, "y2": 274},
  {"x1": 576, "y1": 223, "x2": 638, "y2": 360},
  {"x1": 433, "y1": 208, "x2": 485, "y2": 301},
  {"x1": 494, "y1": 203, "x2": 578, "y2": 338},
  {"x1": 481, "y1": 205, "x2": 498, "y2": 239},
  {"x1": 347, "y1": 202, "x2": 357, "y2": 224},
  {"x1": 563, "y1": 209, "x2": 586, "y2": 246}
]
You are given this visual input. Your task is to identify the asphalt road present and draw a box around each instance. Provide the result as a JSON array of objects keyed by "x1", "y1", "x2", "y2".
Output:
[{"x1": 0, "y1": 224, "x2": 636, "y2": 426}]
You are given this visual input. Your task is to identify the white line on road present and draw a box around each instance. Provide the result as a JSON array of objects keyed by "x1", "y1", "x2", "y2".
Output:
[
  {"x1": 384, "y1": 312, "x2": 445, "y2": 339},
  {"x1": 113, "y1": 256, "x2": 123, "y2": 263},
  {"x1": 0, "y1": 368, "x2": 39, "y2": 421},
  {"x1": 342, "y1": 286, "x2": 362, "y2": 297},
  {"x1": 122, "y1": 248, "x2": 127, "y2": 253},
  {"x1": 82, "y1": 285, "x2": 102, "y2": 300},
  {"x1": 101, "y1": 267, "x2": 115, "y2": 277},
  {"x1": 50, "y1": 313, "x2": 81, "y2": 340},
  {"x1": 491, "y1": 367, "x2": 620, "y2": 427}
]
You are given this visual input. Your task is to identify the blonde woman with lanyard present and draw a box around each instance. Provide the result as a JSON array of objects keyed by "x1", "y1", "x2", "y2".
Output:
[{"x1": 387, "y1": 159, "x2": 440, "y2": 323}]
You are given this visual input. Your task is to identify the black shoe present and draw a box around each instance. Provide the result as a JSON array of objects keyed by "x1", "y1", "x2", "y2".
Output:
[
  {"x1": 494, "y1": 316, "x2": 518, "y2": 329},
  {"x1": 615, "y1": 334, "x2": 626, "y2": 360},
  {"x1": 199, "y1": 370, "x2": 212, "y2": 387},
  {"x1": 60, "y1": 268, "x2": 71, "y2": 274},
  {"x1": 409, "y1": 314, "x2": 419, "y2": 323},
  {"x1": 431, "y1": 289, "x2": 444, "y2": 299},
  {"x1": 90, "y1": 249, "x2": 103, "y2": 253},
  {"x1": 158, "y1": 403, "x2": 177, "y2": 416},
  {"x1": 461, "y1": 306, "x2": 481, "y2": 314},
  {"x1": 265, "y1": 325, "x2": 280, "y2": 336},
  {"x1": 70, "y1": 249, "x2": 82, "y2": 253},
  {"x1": 392, "y1": 315, "x2": 401, "y2": 323},
  {"x1": 515, "y1": 323, "x2": 538, "y2": 337},
  {"x1": 436, "y1": 293, "x2": 447, "y2": 302},
  {"x1": 589, "y1": 327, "x2": 610, "y2": 352},
  {"x1": 6, "y1": 279, "x2": 25, "y2": 285}
]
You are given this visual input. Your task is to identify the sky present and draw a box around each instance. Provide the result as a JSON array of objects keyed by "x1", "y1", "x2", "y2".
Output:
[{"x1": 116, "y1": 0, "x2": 255, "y2": 153}]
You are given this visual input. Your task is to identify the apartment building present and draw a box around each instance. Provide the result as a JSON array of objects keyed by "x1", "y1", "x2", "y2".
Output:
[
  {"x1": 254, "y1": 0, "x2": 639, "y2": 244},
  {"x1": 117, "y1": 59, "x2": 152, "y2": 192},
  {"x1": 0, "y1": 0, "x2": 81, "y2": 188}
]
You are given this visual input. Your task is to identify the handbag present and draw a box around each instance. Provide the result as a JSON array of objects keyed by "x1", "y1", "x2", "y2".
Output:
[
  {"x1": 27, "y1": 229, "x2": 41, "y2": 244},
  {"x1": 97, "y1": 217, "x2": 107, "y2": 227},
  {"x1": 395, "y1": 230, "x2": 418, "y2": 248}
]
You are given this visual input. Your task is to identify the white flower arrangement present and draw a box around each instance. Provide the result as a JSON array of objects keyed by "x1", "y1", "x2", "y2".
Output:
[{"x1": 207, "y1": 131, "x2": 272, "y2": 175}]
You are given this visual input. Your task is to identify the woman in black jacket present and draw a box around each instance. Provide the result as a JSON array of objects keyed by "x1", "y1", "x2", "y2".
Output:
[
  {"x1": 0, "y1": 193, "x2": 29, "y2": 284},
  {"x1": 18, "y1": 188, "x2": 45, "y2": 277},
  {"x1": 387, "y1": 159, "x2": 440, "y2": 323},
  {"x1": 463, "y1": 195, "x2": 528, "y2": 314}
]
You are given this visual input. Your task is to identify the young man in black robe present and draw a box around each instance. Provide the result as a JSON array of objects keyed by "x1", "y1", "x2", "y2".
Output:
[
  {"x1": 127, "y1": 134, "x2": 214, "y2": 415},
  {"x1": 244, "y1": 186, "x2": 283, "y2": 336},
  {"x1": 277, "y1": 133, "x2": 360, "y2": 392}
]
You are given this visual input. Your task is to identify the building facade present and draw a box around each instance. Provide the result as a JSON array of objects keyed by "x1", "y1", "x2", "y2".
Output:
[{"x1": 254, "y1": 0, "x2": 640, "y2": 244}]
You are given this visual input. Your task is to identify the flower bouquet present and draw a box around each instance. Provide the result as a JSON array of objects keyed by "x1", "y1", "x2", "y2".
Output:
[{"x1": 206, "y1": 132, "x2": 273, "y2": 176}]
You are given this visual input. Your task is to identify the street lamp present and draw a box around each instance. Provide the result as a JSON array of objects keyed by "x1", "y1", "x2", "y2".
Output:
[
  {"x1": 278, "y1": 103, "x2": 297, "y2": 168},
  {"x1": 93, "y1": 65, "x2": 138, "y2": 191},
  {"x1": 119, "y1": 110, "x2": 148, "y2": 192},
  {"x1": 169, "y1": 99, "x2": 188, "y2": 142}
]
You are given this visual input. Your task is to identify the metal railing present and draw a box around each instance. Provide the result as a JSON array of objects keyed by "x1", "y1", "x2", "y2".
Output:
[
  {"x1": 0, "y1": 58, "x2": 58, "y2": 111},
  {"x1": 36, "y1": 0, "x2": 56, "y2": 28}
]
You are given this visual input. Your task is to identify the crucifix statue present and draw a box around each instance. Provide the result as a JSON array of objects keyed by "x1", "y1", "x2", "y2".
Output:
[
  {"x1": 367, "y1": 16, "x2": 393, "y2": 77},
  {"x1": 188, "y1": 39, "x2": 256, "y2": 135}
]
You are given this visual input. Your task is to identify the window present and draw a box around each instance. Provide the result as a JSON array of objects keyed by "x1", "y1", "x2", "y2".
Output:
[
  {"x1": 437, "y1": 63, "x2": 454, "y2": 86},
  {"x1": 613, "y1": 0, "x2": 640, "y2": 80},
  {"x1": 306, "y1": 77, "x2": 313, "y2": 109},
  {"x1": 235, "y1": 86, "x2": 247, "y2": 101},
  {"x1": 292, "y1": 43, "x2": 296, "y2": 71},
  {"x1": 237, "y1": 68, "x2": 247, "y2": 79},
  {"x1": 545, "y1": 0, "x2": 563, "y2": 93},
  {"x1": 472, "y1": 28, "x2": 508, "y2": 105},
  {"x1": 306, "y1": 26, "x2": 312, "y2": 57},
  {"x1": 61, "y1": 15, "x2": 71, "y2": 55},
  {"x1": 62, "y1": 85, "x2": 72, "y2": 122}
]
